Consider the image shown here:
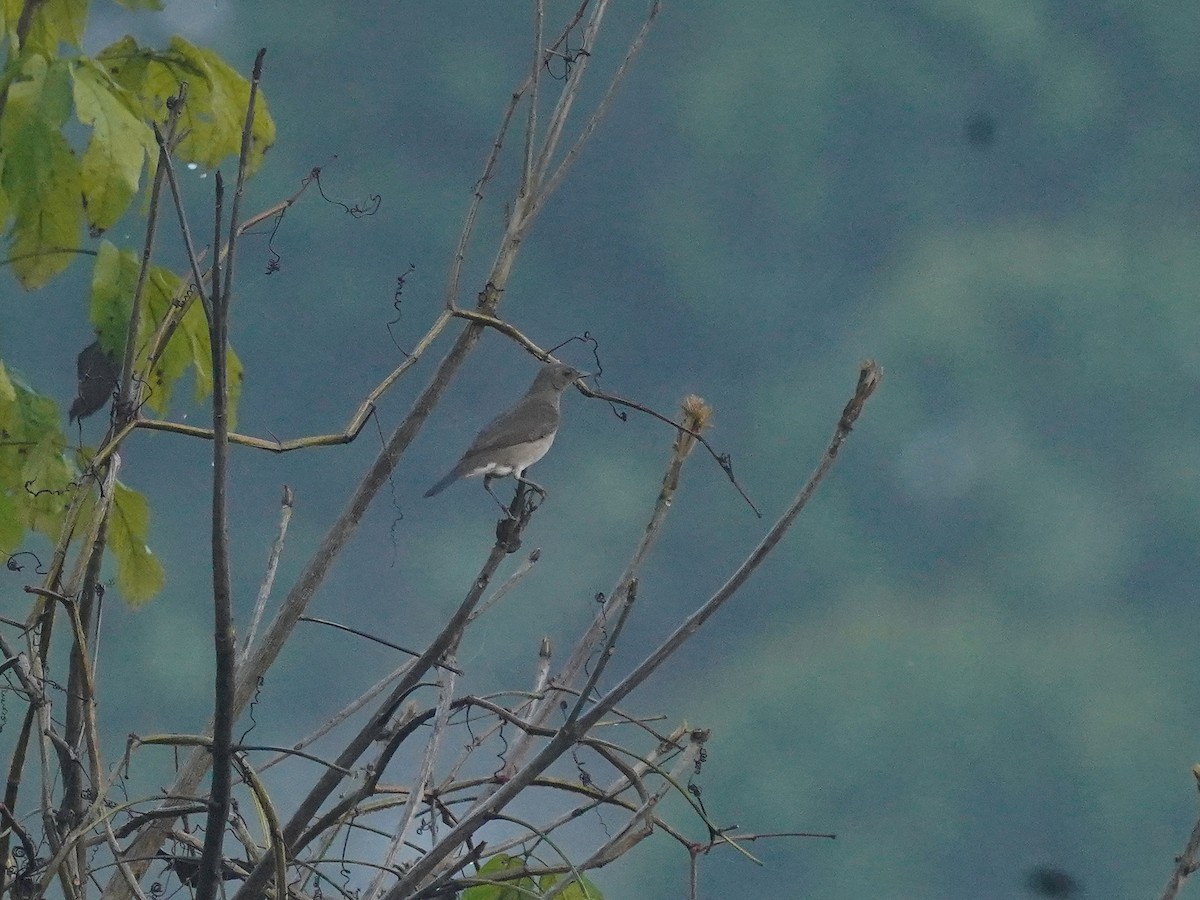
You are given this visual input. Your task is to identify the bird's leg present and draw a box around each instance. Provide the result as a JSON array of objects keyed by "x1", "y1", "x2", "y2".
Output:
[
  {"x1": 513, "y1": 475, "x2": 547, "y2": 514},
  {"x1": 483, "y1": 475, "x2": 514, "y2": 516},
  {"x1": 516, "y1": 474, "x2": 547, "y2": 499}
]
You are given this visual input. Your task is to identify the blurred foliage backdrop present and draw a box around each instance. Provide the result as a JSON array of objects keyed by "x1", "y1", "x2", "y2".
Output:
[{"x1": 4, "y1": 1, "x2": 1200, "y2": 897}]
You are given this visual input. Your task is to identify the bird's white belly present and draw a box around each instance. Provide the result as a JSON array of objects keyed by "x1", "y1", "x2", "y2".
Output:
[{"x1": 470, "y1": 432, "x2": 556, "y2": 478}]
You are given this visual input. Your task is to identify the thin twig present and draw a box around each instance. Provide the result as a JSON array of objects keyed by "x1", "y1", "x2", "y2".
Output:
[
  {"x1": 530, "y1": 0, "x2": 607, "y2": 187},
  {"x1": 502, "y1": 396, "x2": 708, "y2": 780},
  {"x1": 365, "y1": 662, "x2": 459, "y2": 900},
  {"x1": 121, "y1": 306, "x2": 454, "y2": 458},
  {"x1": 446, "y1": 87, "x2": 523, "y2": 309},
  {"x1": 468, "y1": 548, "x2": 541, "y2": 622},
  {"x1": 541, "y1": 735, "x2": 700, "y2": 899},
  {"x1": 241, "y1": 485, "x2": 295, "y2": 662},
  {"x1": 536, "y1": 0, "x2": 661, "y2": 211},
  {"x1": 521, "y1": 0, "x2": 544, "y2": 198},
  {"x1": 154, "y1": 118, "x2": 213, "y2": 325},
  {"x1": 297, "y1": 616, "x2": 463, "y2": 674},
  {"x1": 119, "y1": 87, "x2": 185, "y2": 419},
  {"x1": 230, "y1": 502, "x2": 535, "y2": 900},
  {"x1": 385, "y1": 362, "x2": 882, "y2": 897},
  {"x1": 255, "y1": 659, "x2": 414, "y2": 774}
]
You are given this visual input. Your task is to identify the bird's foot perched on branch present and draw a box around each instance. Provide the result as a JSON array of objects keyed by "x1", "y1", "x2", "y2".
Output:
[{"x1": 495, "y1": 482, "x2": 541, "y2": 552}]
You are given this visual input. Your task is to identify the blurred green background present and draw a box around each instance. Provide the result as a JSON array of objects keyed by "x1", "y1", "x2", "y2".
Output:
[{"x1": 6, "y1": 1, "x2": 1200, "y2": 897}]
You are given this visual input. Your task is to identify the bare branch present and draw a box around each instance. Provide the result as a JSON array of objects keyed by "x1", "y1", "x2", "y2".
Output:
[{"x1": 241, "y1": 485, "x2": 295, "y2": 662}]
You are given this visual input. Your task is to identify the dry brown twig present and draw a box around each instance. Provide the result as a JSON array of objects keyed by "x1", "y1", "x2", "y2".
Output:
[
  {"x1": 1160, "y1": 766, "x2": 1200, "y2": 900},
  {"x1": 0, "y1": 5, "x2": 886, "y2": 900}
]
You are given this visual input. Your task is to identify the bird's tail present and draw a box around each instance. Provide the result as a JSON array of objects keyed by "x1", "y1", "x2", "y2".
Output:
[{"x1": 423, "y1": 469, "x2": 460, "y2": 498}]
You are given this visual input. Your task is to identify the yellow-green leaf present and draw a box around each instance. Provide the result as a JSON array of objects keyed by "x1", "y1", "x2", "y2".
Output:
[
  {"x1": 22, "y1": 0, "x2": 88, "y2": 56},
  {"x1": 96, "y1": 35, "x2": 149, "y2": 89},
  {"x1": 89, "y1": 240, "x2": 139, "y2": 355},
  {"x1": 169, "y1": 37, "x2": 275, "y2": 172},
  {"x1": 19, "y1": 432, "x2": 73, "y2": 537},
  {"x1": 0, "y1": 0, "x2": 19, "y2": 42},
  {"x1": 140, "y1": 263, "x2": 189, "y2": 413},
  {"x1": 2, "y1": 57, "x2": 83, "y2": 288},
  {"x1": 3, "y1": 55, "x2": 73, "y2": 130},
  {"x1": 0, "y1": 375, "x2": 68, "y2": 553},
  {"x1": 110, "y1": 481, "x2": 164, "y2": 604},
  {"x1": 463, "y1": 855, "x2": 536, "y2": 900},
  {"x1": 5, "y1": 123, "x2": 81, "y2": 287},
  {"x1": 95, "y1": 34, "x2": 275, "y2": 188},
  {"x1": 0, "y1": 156, "x2": 11, "y2": 227},
  {"x1": 0, "y1": 359, "x2": 15, "y2": 408},
  {"x1": 538, "y1": 873, "x2": 604, "y2": 899},
  {"x1": 88, "y1": 242, "x2": 241, "y2": 424},
  {"x1": 72, "y1": 59, "x2": 154, "y2": 231}
]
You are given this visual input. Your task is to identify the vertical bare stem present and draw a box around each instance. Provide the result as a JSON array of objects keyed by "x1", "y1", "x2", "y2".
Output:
[
  {"x1": 197, "y1": 51, "x2": 265, "y2": 900},
  {"x1": 195, "y1": 171, "x2": 233, "y2": 900},
  {"x1": 521, "y1": 0, "x2": 544, "y2": 198}
]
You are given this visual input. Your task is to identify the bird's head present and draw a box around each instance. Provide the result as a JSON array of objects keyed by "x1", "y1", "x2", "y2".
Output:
[{"x1": 534, "y1": 362, "x2": 589, "y2": 393}]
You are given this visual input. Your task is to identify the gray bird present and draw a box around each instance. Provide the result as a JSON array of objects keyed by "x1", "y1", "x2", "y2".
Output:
[{"x1": 424, "y1": 361, "x2": 587, "y2": 501}]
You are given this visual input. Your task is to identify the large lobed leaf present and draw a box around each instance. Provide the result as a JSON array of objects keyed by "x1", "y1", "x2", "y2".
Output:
[
  {"x1": 1, "y1": 33, "x2": 276, "y2": 292},
  {"x1": 16, "y1": 0, "x2": 88, "y2": 57},
  {"x1": 71, "y1": 58, "x2": 156, "y2": 233},
  {"x1": 97, "y1": 34, "x2": 275, "y2": 175}
]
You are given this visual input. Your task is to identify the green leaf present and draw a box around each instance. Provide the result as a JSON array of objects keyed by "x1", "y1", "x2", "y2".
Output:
[
  {"x1": 20, "y1": 432, "x2": 74, "y2": 536},
  {"x1": 112, "y1": 0, "x2": 164, "y2": 9},
  {"x1": 23, "y1": 0, "x2": 88, "y2": 55},
  {"x1": 538, "y1": 873, "x2": 604, "y2": 899},
  {"x1": 0, "y1": 370, "x2": 163, "y2": 603},
  {"x1": 166, "y1": 37, "x2": 275, "y2": 173},
  {"x1": 0, "y1": 378, "x2": 74, "y2": 546},
  {"x1": 0, "y1": 0, "x2": 18, "y2": 42},
  {"x1": 5, "y1": 122, "x2": 81, "y2": 287},
  {"x1": 0, "y1": 359, "x2": 15, "y2": 408},
  {"x1": 89, "y1": 240, "x2": 139, "y2": 356},
  {"x1": 110, "y1": 481, "x2": 164, "y2": 604},
  {"x1": 3, "y1": 54, "x2": 74, "y2": 129},
  {"x1": 97, "y1": 36, "x2": 275, "y2": 174},
  {"x1": 96, "y1": 36, "x2": 150, "y2": 88},
  {"x1": 1, "y1": 56, "x2": 83, "y2": 287},
  {"x1": 463, "y1": 855, "x2": 537, "y2": 900},
  {"x1": 72, "y1": 59, "x2": 155, "y2": 231},
  {"x1": 0, "y1": 362, "x2": 25, "y2": 554},
  {"x1": 0, "y1": 154, "x2": 11, "y2": 227}
]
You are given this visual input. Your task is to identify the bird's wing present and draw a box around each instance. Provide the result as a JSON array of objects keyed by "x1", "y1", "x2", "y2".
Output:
[
  {"x1": 77, "y1": 341, "x2": 118, "y2": 383},
  {"x1": 463, "y1": 396, "x2": 559, "y2": 458}
]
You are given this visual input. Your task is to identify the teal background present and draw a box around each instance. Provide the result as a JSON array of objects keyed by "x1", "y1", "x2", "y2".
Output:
[{"x1": 5, "y1": 1, "x2": 1200, "y2": 897}]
